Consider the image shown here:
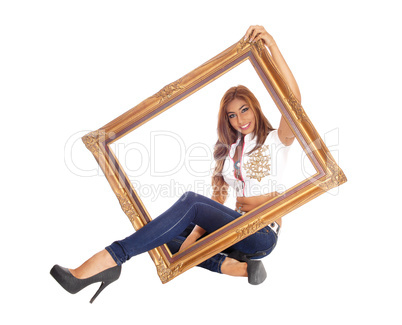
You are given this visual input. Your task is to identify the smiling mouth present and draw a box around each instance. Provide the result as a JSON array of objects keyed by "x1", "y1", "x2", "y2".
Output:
[{"x1": 240, "y1": 123, "x2": 251, "y2": 130}]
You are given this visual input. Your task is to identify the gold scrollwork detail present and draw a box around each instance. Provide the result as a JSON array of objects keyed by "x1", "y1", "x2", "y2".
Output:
[
  {"x1": 152, "y1": 78, "x2": 184, "y2": 104},
  {"x1": 156, "y1": 257, "x2": 183, "y2": 284},
  {"x1": 318, "y1": 157, "x2": 347, "y2": 191},
  {"x1": 116, "y1": 192, "x2": 140, "y2": 225},
  {"x1": 236, "y1": 38, "x2": 264, "y2": 56},
  {"x1": 82, "y1": 130, "x2": 106, "y2": 156},
  {"x1": 252, "y1": 40, "x2": 264, "y2": 57},
  {"x1": 286, "y1": 92, "x2": 306, "y2": 121},
  {"x1": 236, "y1": 38, "x2": 248, "y2": 53},
  {"x1": 236, "y1": 218, "x2": 265, "y2": 240}
]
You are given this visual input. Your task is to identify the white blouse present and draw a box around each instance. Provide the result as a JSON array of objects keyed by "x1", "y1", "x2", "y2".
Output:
[{"x1": 222, "y1": 130, "x2": 291, "y2": 197}]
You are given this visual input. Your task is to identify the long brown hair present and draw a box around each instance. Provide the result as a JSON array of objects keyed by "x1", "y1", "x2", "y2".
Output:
[{"x1": 211, "y1": 85, "x2": 275, "y2": 204}]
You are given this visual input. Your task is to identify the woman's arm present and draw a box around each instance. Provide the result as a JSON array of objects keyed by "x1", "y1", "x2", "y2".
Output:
[
  {"x1": 244, "y1": 25, "x2": 300, "y2": 146},
  {"x1": 245, "y1": 25, "x2": 301, "y2": 101}
]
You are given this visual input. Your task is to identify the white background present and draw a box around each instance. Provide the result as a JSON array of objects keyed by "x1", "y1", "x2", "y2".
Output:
[{"x1": 1, "y1": 1, "x2": 401, "y2": 324}]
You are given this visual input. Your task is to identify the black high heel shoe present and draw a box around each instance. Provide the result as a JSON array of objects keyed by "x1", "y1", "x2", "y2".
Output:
[
  {"x1": 50, "y1": 264, "x2": 122, "y2": 303},
  {"x1": 228, "y1": 251, "x2": 267, "y2": 285}
]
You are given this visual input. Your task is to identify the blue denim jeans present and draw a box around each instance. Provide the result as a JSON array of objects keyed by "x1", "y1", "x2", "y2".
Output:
[{"x1": 106, "y1": 191, "x2": 278, "y2": 273}]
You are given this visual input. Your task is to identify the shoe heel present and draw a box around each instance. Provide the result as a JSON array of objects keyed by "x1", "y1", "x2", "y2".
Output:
[
  {"x1": 228, "y1": 250, "x2": 267, "y2": 285},
  {"x1": 90, "y1": 280, "x2": 113, "y2": 304}
]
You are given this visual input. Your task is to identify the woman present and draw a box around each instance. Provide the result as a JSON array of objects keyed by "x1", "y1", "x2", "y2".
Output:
[{"x1": 50, "y1": 26, "x2": 301, "y2": 303}]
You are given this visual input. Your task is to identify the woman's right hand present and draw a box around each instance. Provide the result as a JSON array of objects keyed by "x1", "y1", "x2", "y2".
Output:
[{"x1": 244, "y1": 25, "x2": 276, "y2": 48}]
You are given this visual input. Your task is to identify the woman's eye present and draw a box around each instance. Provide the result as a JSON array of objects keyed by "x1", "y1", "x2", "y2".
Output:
[
  {"x1": 241, "y1": 107, "x2": 249, "y2": 113},
  {"x1": 228, "y1": 114, "x2": 235, "y2": 119}
]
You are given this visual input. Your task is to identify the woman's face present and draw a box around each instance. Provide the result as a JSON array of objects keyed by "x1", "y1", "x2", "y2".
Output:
[{"x1": 226, "y1": 97, "x2": 256, "y2": 136}]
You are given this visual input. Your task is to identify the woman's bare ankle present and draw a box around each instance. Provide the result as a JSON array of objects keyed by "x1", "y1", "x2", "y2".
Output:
[
  {"x1": 221, "y1": 257, "x2": 248, "y2": 277},
  {"x1": 70, "y1": 249, "x2": 117, "y2": 279}
]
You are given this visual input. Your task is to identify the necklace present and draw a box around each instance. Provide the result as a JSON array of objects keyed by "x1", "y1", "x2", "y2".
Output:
[
  {"x1": 234, "y1": 160, "x2": 241, "y2": 178},
  {"x1": 234, "y1": 136, "x2": 244, "y2": 179}
]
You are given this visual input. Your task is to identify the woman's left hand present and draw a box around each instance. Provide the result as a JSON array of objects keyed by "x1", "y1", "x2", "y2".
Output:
[{"x1": 244, "y1": 25, "x2": 276, "y2": 48}]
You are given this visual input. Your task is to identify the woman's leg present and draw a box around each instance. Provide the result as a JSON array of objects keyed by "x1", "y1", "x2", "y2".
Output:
[
  {"x1": 105, "y1": 191, "x2": 242, "y2": 265},
  {"x1": 70, "y1": 191, "x2": 277, "y2": 279},
  {"x1": 167, "y1": 233, "x2": 247, "y2": 276},
  {"x1": 71, "y1": 191, "x2": 243, "y2": 278},
  {"x1": 166, "y1": 225, "x2": 277, "y2": 278},
  {"x1": 230, "y1": 227, "x2": 277, "y2": 258},
  {"x1": 70, "y1": 249, "x2": 117, "y2": 279}
]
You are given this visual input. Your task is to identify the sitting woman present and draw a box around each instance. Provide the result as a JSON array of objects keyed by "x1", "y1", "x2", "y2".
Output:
[{"x1": 50, "y1": 25, "x2": 300, "y2": 303}]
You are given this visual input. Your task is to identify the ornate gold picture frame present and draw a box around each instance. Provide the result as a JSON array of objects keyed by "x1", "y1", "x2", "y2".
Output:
[{"x1": 82, "y1": 37, "x2": 347, "y2": 283}]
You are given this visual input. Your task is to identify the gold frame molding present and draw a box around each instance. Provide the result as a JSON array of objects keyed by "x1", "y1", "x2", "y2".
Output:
[{"x1": 82, "y1": 37, "x2": 347, "y2": 284}]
